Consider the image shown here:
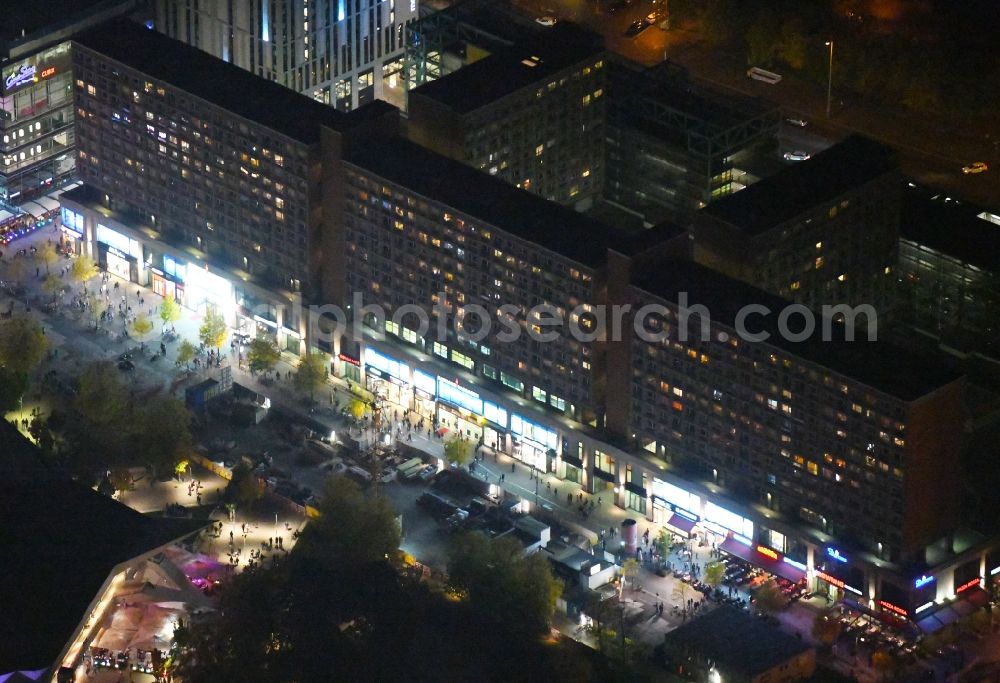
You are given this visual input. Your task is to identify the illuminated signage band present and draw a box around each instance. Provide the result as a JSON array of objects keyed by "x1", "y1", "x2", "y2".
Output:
[
  {"x1": 956, "y1": 577, "x2": 982, "y2": 594},
  {"x1": 915, "y1": 601, "x2": 935, "y2": 614},
  {"x1": 5, "y1": 64, "x2": 36, "y2": 90},
  {"x1": 338, "y1": 353, "x2": 360, "y2": 366},
  {"x1": 783, "y1": 557, "x2": 807, "y2": 571},
  {"x1": 826, "y1": 547, "x2": 848, "y2": 563},
  {"x1": 878, "y1": 600, "x2": 908, "y2": 618},
  {"x1": 815, "y1": 570, "x2": 863, "y2": 595},
  {"x1": 914, "y1": 575, "x2": 935, "y2": 589},
  {"x1": 756, "y1": 545, "x2": 779, "y2": 560},
  {"x1": 991, "y1": 566, "x2": 1000, "y2": 577}
]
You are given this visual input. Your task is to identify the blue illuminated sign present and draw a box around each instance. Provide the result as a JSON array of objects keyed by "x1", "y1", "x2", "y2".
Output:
[
  {"x1": 914, "y1": 575, "x2": 935, "y2": 589},
  {"x1": 826, "y1": 547, "x2": 848, "y2": 563},
  {"x1": 437, "y1": 377, "x2": 482, "y2": 415},
  {"x1": 5, "y1": 64, "x2": 36, "y2": 90}
]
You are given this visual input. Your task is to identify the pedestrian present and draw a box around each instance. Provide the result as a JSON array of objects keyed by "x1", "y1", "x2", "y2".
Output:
[{"x1": 511, "y1": 463, "x2": 515, "y2": 473}]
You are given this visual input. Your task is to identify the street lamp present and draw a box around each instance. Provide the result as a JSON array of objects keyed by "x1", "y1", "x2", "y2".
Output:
[{"x1": 825, "y1": 41, "x2": 834, "y2": 118}]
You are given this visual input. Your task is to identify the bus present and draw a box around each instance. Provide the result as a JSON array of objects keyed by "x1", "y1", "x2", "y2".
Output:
[{"x1": 747, "y1": 67, "x2": 782, "y2": 84}]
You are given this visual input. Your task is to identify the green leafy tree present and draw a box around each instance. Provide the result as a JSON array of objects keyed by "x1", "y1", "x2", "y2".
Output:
[
  {"x1": 448, "y1": 531, "x2": 562, "y2": 636},
  {"x1": 109, "y1": 468, "x2": 134, "y2": 497},
  {"x1": 672, "y1": 581, "x2": 691, "y2": 619},
  {"x1": 69, "y1": 255, "x2": 98, "y2": 285},
  {"x1": 198, "y1": 305, "x2": 228, "y2": 350},
  {"x1": 246, "y1": 338, "x2": 280, "y2": 376},
  {"x1": 753, "y1": 578, "x2": 789, "y2": 615},
  {"x1": 131, "y1": 313, "x2": 154, "y2": 349},
  {"x1": 225, "y1": 462, "x2": 264, "y2": 509},
  {"x1": 35, "y1": 241, "x2": 58, "y2": 275},
  {"x1": 0, "y1": 367, "x2": 29, "y2": 414},
  {"x1": 443, "y1": 434, "x2": 473, "y2": 467},
  {"x1": 138, "y1": 395, "x2": 193, "y2": 479},
  {"x1": 70, "y1": 361, "x2": 132, "y2": 467},
  {"x1": 159, "y1": 295, "x2": 182, "y2": 330},
  {"x1": 296, "y1": 475, "x2": 401, "y2": 567},
  {"x1": 85, "y1": 292, "x2": 107, "y2": 329},
  {"x1": 704, "y1": 560, "x2": 726, "y2": 589},
  {"x1": 42, "y1": 273, "x2": 63, "y2": 300},
  {"x1": 0, "y1": 315, "x2": 47, "y2": 375},
  {"x1": 293, "y1": 352, "x2": 328, "y2": 401},
  {"x1": 621, "y1": 558, "x2": 640, "y2": 591},
  {"x1": 176, "y1": 339, "x2": 196, "y2": 371},
  {"x1": 347, "y1": 397, "x2": 368, "y2": 420}
]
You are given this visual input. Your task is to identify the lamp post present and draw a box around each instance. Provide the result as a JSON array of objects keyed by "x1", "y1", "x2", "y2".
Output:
[{"x1": 825, "y1": 40, "x2": 834, "y2": 118}]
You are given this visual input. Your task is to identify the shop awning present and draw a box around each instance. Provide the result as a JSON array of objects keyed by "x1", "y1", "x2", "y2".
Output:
[
  {"x1": 593, "y1": 468, "x2": 614, "y2": 482},
  {"x1": 917, "y1": 587, "x2": 989, "y2": 634},
  {"x1": 719, "y1": 537, "x2": 806, "y2": 583},
  {"x1": 561, "y1": 453, "x2": 583, "y2": 469},
  {"x1": 664, "y1": 513, "x2": 697, "y2": 537}
]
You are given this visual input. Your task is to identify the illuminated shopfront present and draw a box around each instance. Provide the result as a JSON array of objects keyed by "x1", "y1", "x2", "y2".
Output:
[
  {"x1": 185, "y1": 264, "x2": 233, "y2": 315},
  {"x1": 481, "y1": 400, "x2": 509, "y2": 452},
  {"x1": 59, "y1": 207, "x2": 85, "y2": 254},
  {"x1": 365, "y1": 349, "x2": 410, "y2": 407},
  {"x1": 651, "y1": 478, "x2": 702, "y2": 538},
  {"x1": 436, "y1": 377, "x2": 484, "y2": 440},
  {"x1": 412, "y1": 369, "x2": 436, "y2": 420},
  {"x1": 510, "y1": 413, "x2": 558, "y2": 472},
  {"x1": 96, "y1": 224, "x2": 140, "y2": 282},
  {"x1": 151, "y1": 255, "x2": 186, "y2": 304}
]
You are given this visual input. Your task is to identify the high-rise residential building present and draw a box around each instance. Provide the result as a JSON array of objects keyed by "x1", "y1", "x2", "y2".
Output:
[
  {"x1": 65, "y1": 18, "x2": 397, "y2": 350},
  {"x1": 153, "y1": 0, "x2": 419, "y2": 111},
  {"x1": 692, "y1": 135, "x2": 900, "y2": 317},
  {"x1": 605, "y1": 58, "x2": 781, "y2": 225},
  {"x1": 406, "y1": 22, "x2": 606, "y2": 209},
  {"x1": 0, "y1": 0, "x2": 136, "y2": 204},
  {"x1": 896, "y1": 183, "x2": 1000, "y2": 358}
]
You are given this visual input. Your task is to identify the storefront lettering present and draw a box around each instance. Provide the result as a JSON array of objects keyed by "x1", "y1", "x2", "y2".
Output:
[
  {"x1": 338, "y1": 353, "x2": 361, "y2": 366},
  {"x1": 914, "y1": 575, "x2": 935, "y2": 589},
  {"x1": 956, "y1": 577, "x2": 981, "y2": 594},
  {"x1": 826, "y1": 547, "x2": 848, "y2": 563},
  {"x1": 5, "y1": 64, "x2": 36, "y2": 90},
  {"x1": 756, "y1": 545, "x2": 779, "y2": 560},
  {"x1": 878, "y1": 600, "x2": 908, "y2": 617}
]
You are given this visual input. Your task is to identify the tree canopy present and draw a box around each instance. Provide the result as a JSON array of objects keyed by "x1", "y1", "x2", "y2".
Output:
[
  {"x1": 198, "y1": 305, "x2": 228, "y2": 349},
  {"x1": 0, "y1": 315, "x2": 47, "y2": 375},
  {"x1": 293, "y1": 352, "x2": 327, "y2": 400},
  {"x1": 69, "y1": 255, "x2": 98, "y2": 284},
  {"x1": 443, "y1": 434, "x2": 474, "y2": 467},
  {"x1": 159, "y1": 295, "x2": 182, "y2": 329},
  {"x1": 246, "y1": 338, "x2": 280, "y2": 376}
]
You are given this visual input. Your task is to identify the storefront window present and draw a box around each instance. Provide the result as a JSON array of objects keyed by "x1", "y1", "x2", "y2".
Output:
[
  {"x1": 413, "y1": 369, "x2": 435, "y2": 397},
  {"x1": 60, "y1": 207, "x2": 83, "y2": 235},
  {"x1": 437, "y1": 377, "x2": 482, "y2": 414},
  {"x1": 483, "y1": 401, "x2": 508, "y2": 428},
  {"x1": 365, "y1": 348, "x2": 407, "y2": 381},
  {"x1": 595, "y1": 450, "x2": 615, "y2": 474},
  {"x1": 501, "y1": 372, "x2": 524, "y2": 393},
  {"x1": 704, "y1": 502, "x2": 754, "y2": 539},
  {"x1": 532, "y1": 386, "x2": 547, "y2": 403},
  {"x1": 626, "y1": 491, "x2": 646, "y2": 514}
]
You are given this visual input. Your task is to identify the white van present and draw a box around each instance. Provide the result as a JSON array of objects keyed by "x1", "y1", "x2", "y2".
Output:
[{"x1": 747, "y1": 67, "x2": 782, "y2": 84}]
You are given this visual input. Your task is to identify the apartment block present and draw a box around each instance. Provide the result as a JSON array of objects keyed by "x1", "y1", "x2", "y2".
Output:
[
  {"x1": 153, "y1": 0, "x2": 419, "y2": 111},
  {"x1": 693, "y1": 135, "x2": 900, "y2": 316}
]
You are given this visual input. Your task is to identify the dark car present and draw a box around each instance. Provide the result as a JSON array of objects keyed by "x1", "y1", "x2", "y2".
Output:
[
  {"x1": 624, "y1": 18, "x2": 651, "y2": 36},
  {"x1": 117, "y1": 359, "x2": 135, "y2": 372}
]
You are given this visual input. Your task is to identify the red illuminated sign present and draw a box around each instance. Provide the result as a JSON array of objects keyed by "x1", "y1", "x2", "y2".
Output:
[
  {"x1": 878, "y1": 600, "x2": 908, "y2": 617},
  {"x1": 756, "y1": 545, "x2": 779, "y2": 560},
  {"x1": 816, "y1": 570, "x2": 844, "y2": 589},
  {"x1": 956, "y1": 578, "x2": 981, "y2": 594},
  {"x1": 338, "y1": 353, "x2": 360, "y2": 366},
  {"x1": 40, "y1": 67, "x2": 56, "y2": 79}
]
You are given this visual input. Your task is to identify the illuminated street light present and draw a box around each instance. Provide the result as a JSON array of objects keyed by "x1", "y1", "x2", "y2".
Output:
[{"x1": 825, "y1": 41, "x2": 834, "y2": 118}]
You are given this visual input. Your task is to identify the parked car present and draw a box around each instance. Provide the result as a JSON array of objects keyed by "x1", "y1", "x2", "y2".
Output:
[
  {"x1": 783, "y1": 150, "x2": 810, "y2": 161},
  {"x1": 535, "y1": 15, "x2": 556, "y2": 26},
  {"x1": 785, "y1": 117, "x2": 807, "y2": 127},
  {"x1": 307, "y1": 438, "x2": 337, "y2": 456}
]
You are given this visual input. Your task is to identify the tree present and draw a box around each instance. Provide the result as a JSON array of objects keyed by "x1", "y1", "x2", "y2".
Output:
[
  {"x1": 812, "y1": 608, "x2": 842, "y2": 651},
  {"x1": 85, "y1": 292, "x2": 107, "y2": 329},
  {"x1": 704, "y1": 560, "x2": 725, "y2": 590},
  {"x1": 138, "y1": 395, "x2": 193, "y2": 479},
  {"x1": 69, "y1": 361, "x2": 133, "y2": 468},
  {"x1": 0, "y1": 367, "x2": 28, "y2": 414},
  {"x1": 35, "y1": 241, "x2": 58, "y2": 275},
  {"x1": 42, "y1": 273, "x2": 63, "y2": 300},
  {"x1": 159, "y1": 295, "x2": 182, "y2": 331},
  {"x1": 672, "y1": 581, "x2": 691, "y2": 620},
  {"x1": 246, "y1": 338, "x2": 280, "y2": 376},
  {"x1": 198, "y1": 305, "x2": 228, "y2": 350},
  {"x1": 108, "y1": 468, "x2": 134, "y2": 497},
  {"x1": 176, "y1": 339, "x2": 196, "y2": 371},
  {"x1": 583, "y1": 591, "x2": 617, "y2": 654},
  {"x1": 347, "y1": 397, "x2": 368, "y2": 420},
  {"x1": 293, "y1": 352, "x2": 328, "y2": 401},
  {"x1": 225, "y1": 462, "x2": 264, "y2": 508},
  {"x1": 448, "y1": 531, "x2": 562, "y2": 636},
  {"x1": 621, "y1": 558, "x2": 640, "y2": 591},
  {"x1": 69, "y1": 255, "x2": 98, "y2": 285},
  {"x1": 752, "y1": 578, "x2": 789, "y2": 615},
  {"x1": 295, "y1": 476, "x2": 400, "y2": 569},
  {"x1": 443, "y1": 434, "x2": 473, "y2": 467},
  {"x1": 0, "y1": 315, "x2": 47, "y2": 375},
  {"x1": 131, "y1": 313, "x2": 154, "y2": 350}
]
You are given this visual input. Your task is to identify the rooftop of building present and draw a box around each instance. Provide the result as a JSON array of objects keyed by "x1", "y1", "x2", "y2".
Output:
[
  {"x1": 410, "y1": 0, "x2": 554, "y2": 57},
  {"x1": 409, "y1": 22, "x2": 605, "y2": 114},
  {"x1": 0, "y1": 0, "x2": 133, "y2": 53},
  {"x1": 0, "y1": 428, "x2": 205, "y2": 673},
  {"x1": 661, "y1": 606, "x2": 812, "y2": 677},
  {"x1": 900, "y1": 183, "x2": 1000, "y2": 272},
  {"x1": 631, "y1": 260, "x2": 962, "y2": 401},
  {"x1": 609, "y1": 58, "x2": 780, "y2": 142},
  {"x1": 701, "y1": 134, "x2": 897, "y2": 235},
  {"x1": 71, "y1": 18, "x2": 393, "y2": 145},
  {"x1": 344, "y1": 136, "x2": 626, "y2": 268}
]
